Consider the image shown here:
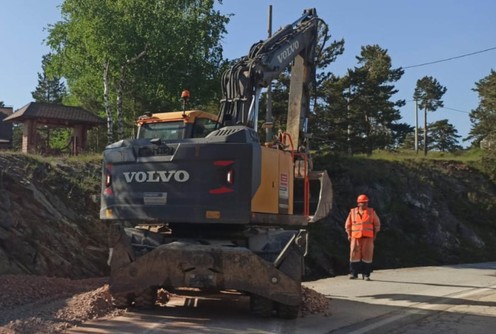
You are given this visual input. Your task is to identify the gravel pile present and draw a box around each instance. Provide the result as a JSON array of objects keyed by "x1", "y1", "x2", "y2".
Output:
[
  {"x1": 0, "y1": 274, "x2": 331, "y2": 333},
  {"x1": 301, "y1": 286, "x2": 332, "y2": 317},
  {"x1": 0, "y1": 275, "x2": 123, "y2": 334}
]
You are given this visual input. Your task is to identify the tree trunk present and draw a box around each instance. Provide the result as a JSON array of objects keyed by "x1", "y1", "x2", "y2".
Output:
[
  {"x1": 103, "y1": 60, "x2": 113, "y2": 145},
  {"x1": 116, "y1": 50, "x2": 146, "y2": 141},
  {"x1": 117, "y1": 66, "x2": 124, "y2": 140}
]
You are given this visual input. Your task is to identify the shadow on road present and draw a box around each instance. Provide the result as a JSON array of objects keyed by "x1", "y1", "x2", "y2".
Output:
[
  {"x1": 371, "y1": 278, "x2": 496, "y2": 291},
  {"x1": 364, "y1": 292, "x2": 496, "y2": 307}
]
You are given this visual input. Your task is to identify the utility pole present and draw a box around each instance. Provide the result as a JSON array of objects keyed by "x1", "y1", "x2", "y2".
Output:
[
  {"x1": 415, "y1": 99, "x2": 418, "y2": 154},
  {"x1": 265, "y1": 5, "x2": 273, "y2": 142},
  {"x1": 424, "y1": 102, "x2": 428, "y2": 156},
  {"x1": 347, "y1": 89, "x2": 352, "y2": 156},
  {"x1": 347, "y1": 70, "x2": 352, "y2": 156}
]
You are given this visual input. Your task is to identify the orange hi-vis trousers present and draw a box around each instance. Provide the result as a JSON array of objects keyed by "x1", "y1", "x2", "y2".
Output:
[{"x1": 350, "y1": 237, "x2": 374, "y2": 263}]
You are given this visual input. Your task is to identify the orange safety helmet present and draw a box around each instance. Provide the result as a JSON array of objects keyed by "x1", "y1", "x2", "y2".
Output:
[{"x1": 357, "y1": 194, "x2": 369, "y2": 203}]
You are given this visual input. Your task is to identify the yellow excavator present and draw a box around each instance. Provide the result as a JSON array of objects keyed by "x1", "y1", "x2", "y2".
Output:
[{"x1": 100, "y1": 8, "x2": 332, "y2": 319}]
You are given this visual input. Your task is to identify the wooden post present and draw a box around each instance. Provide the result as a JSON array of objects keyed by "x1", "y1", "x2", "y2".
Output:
[
  {"x1": 72, "y1": 124, "x2": 86, "y2": 155},
  {"x1": 22, "y1": 119, "x2": 38, "y2": 154}
]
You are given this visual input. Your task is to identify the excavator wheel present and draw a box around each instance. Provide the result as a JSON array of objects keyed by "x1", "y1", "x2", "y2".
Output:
[
  {"x1": 276, "y1": 303, "x2": 300, "y2": 319},
  {"x1": 250, "y1": 295, "x2": 274, "y2": 317},
  {"x1": 133, "y1": 287, "x2": 157, "y2": 309},
  {"x1": 112, "y1": 292, "x2": 134, "y2": 309}
]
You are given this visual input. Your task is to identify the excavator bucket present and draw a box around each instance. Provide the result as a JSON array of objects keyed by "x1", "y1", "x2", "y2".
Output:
[
  {"x1": 308, "y1": 170, "x2": 333, "y2": 222},
  {"x1": 293, "y1": 169, "x2": 333, "y2": 222}
]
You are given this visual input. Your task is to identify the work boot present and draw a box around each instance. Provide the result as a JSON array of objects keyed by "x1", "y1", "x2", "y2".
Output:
[
  {"x1": 350, "y1": 262, "x2": 362, "y2": 278},
  {"x1": 362, "y1": 262, "x2": 372, "y2": 278}
]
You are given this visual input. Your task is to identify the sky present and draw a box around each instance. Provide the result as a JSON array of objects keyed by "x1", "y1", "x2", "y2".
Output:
[{"x1": 1, "y1": 1, "x2": 495, "y2": 146}]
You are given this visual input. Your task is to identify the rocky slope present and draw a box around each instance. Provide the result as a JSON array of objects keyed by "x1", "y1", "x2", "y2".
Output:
[
  {"x1": 306, "y1": 155, "x2": 496, "y2": 278},
  {"x1": 1, "y1": 151, "x2": 496, "y2": 281},
  {"x1": 0, "y1": 153, "x2": 108, "y2": 278}
]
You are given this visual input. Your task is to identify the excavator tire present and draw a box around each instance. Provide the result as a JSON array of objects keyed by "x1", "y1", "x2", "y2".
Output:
[
  {"x1": 112, "y1": 292, "x2": 134, "y2": 309},
  {"x1": 276, "y1": 246, "x2": 302, "y2": 319},
  {"x1": 250, "y1": 295, "x2": 274, "y2": 317},
  {"x1": 276, "y1": 303, "x2": 300, "y2": 319},
  {"x1": 134, "y1": 287, "x2": 157, "y2": 309}
]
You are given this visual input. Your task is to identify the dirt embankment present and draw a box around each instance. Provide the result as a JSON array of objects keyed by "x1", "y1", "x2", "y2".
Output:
[
  {"x1": 2, "y1": 153, "x2": 495, "y2": 281},
  {"x1": 0, "y1": 153, "x2": 108, "y2": 278},
  {"x1": 0, "y1": 153, "x2": 115, "y2": 333}
]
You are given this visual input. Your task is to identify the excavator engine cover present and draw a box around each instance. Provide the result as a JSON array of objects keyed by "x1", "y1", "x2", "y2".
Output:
[{"x1": 101, "y1": 126, "x2": 261, "y2": 225}]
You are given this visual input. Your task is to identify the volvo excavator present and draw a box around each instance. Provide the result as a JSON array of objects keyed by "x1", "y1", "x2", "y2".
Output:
[{"x1": 100, "y1": 8, "x2": 332, "y2": 319}]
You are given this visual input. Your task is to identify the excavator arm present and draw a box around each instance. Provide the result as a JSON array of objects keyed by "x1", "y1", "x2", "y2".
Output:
[{"x1": 219, "y1": 8, "x2": 328, "y2": 147}]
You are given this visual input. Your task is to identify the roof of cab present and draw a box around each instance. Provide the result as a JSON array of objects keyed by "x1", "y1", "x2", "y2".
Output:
[{"x1": 137, "y1": 110, "x2": 218, "y2": 125}]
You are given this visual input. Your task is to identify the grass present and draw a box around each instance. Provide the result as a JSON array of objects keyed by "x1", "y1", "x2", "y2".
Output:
[
  {"x1": 0, "y1": 151, "x2": 103, "y2": 194},
  {"x1": 354, "y1": 148, "x2": 484, "y2": 163},
  {"x1": 0, "y1": 150, "x2": 102, "y2": 164}
]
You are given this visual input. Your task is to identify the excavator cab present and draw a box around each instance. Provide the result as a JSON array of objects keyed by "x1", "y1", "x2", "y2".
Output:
[{"x1": 136, "y1": 110, "x2": 219, "y2": 140}]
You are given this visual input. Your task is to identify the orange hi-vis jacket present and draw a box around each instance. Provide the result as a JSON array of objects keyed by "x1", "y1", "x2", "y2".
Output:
[{"x1": 346, "y1": 207, "x2": 379, "y2": 239}]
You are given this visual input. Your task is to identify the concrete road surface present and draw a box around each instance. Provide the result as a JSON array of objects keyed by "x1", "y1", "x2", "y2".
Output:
[{"x1": 66, "y1": 262, "x2": 496, "y2": 333}]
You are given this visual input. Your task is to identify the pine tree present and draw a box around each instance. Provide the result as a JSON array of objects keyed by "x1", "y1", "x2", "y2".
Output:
[
  {"x1": 316, "y1": 45, "x2": 405, "y2": 155},
  {"x1": 468, "y1": 69, "x2": 496, "y2": 146},
  {"x1": 413, "y1": 76, "x2": 447, "y2": 156},
  {"x1": 428, "y1": 119, "x2": 462, "y2": 152},
  {"x1": 31, "y1": 54, "x2": 67, "y2": 103}
]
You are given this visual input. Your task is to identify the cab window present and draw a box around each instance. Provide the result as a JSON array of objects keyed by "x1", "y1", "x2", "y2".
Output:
[
  {"x1": 137, "y1": 122, "x2": 185, "y2": 140},
  {"x1": 192, "y1": 118, "x2": 218, "y2": 138}
]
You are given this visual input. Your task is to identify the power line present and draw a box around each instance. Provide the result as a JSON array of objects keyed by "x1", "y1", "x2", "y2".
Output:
[
  {"x1": 403, "y1": 46, "x2": 496, "y2": 69},
  {"x1": 404, "y1": 100, "x2": 471, "y2": 114},
  {"x1": 441, "y1": 106, "x2": 470, "y2": 114}
]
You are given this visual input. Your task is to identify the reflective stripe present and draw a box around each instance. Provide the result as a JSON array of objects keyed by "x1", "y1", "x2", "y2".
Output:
[{"x1": 351, "y1": 208, "x2": 375, "y2": 238}]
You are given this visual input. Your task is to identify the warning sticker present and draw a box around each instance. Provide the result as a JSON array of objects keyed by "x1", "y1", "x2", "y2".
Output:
[{"x1": 279, "y1": 172, "x2": 289, "y2": 201}]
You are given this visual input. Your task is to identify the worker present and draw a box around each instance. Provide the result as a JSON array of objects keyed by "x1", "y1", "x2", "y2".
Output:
[{"x1": 345, "y1": 194, "x2": 381, "y2": 281}]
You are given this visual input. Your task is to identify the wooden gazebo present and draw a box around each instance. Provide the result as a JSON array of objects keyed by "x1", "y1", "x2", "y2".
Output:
[
  {"x1": 0, "y1": 107, "x2": 13, "y2": 149},
  {"x1": 3, "y1": 102, "x2": 105, "y2": 155}
]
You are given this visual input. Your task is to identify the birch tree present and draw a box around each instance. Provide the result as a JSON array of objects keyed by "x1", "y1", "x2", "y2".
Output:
[{"x1": 46, "y1": 0, "x2": 228, "y2": 144}]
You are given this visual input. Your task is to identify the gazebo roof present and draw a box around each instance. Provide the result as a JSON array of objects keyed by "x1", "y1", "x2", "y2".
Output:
[
  {"x1": 0, "y1": 107, "x2": 13, "y2": 117},
  {"x1": 3, "y1": 102, "x2": 105, "y2": 126}
]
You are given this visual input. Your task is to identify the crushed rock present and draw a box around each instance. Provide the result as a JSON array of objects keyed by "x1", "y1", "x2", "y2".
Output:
[
  {"x1": 0, "y1": 275, "x2": 123, "y2": 334},
  {"x1": 0, "y1": 274, "x2": 330, "y2": 333},
  {"x1": 301, "y1": 286, "x2": 331, "y2": 317}
]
